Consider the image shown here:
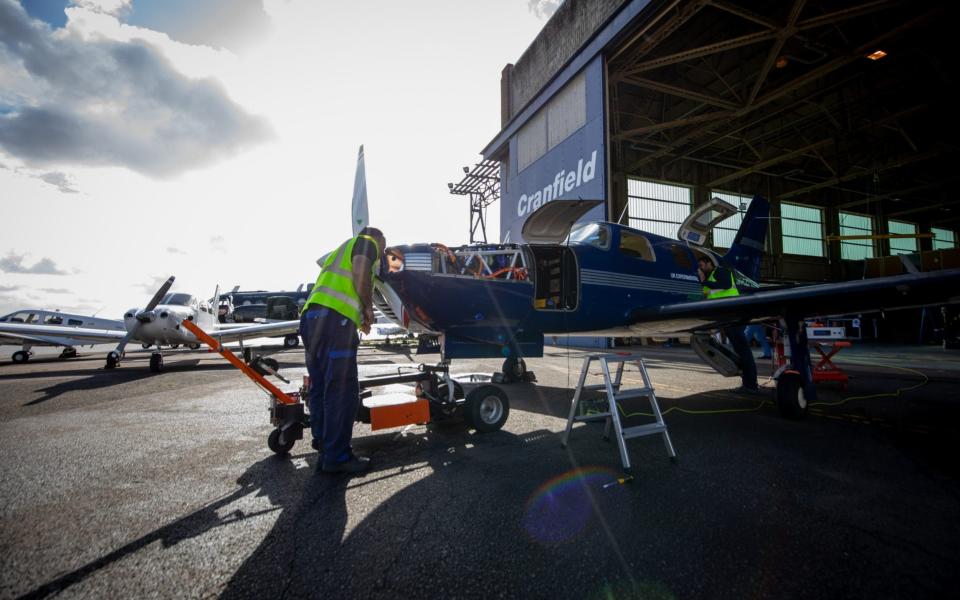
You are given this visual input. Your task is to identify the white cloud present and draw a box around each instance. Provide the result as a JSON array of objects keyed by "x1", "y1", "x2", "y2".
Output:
[
  {"x1": 0, "y1": 0, "x2": 272, "y2": 178},
  {"x1": 0, "y1": 253, "x2": 69, "y2": 275},
  {"x1": 527, "y1": 0, "x2": 563, "y2": 19},
  {"x1": 34, "y1": 171, "x2": 79, "y2": 193}
]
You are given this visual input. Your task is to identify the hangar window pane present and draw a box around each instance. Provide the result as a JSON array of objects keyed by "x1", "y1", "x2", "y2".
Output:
[
  {"x1": 710, "y1": 191, "x2": 752, "y2": 249},
  {"x1": 888, "y1": 220, "x2": 918, "y2": 255},
  {"x1": 780, "y1": 202, "x2": 824, "y2": 257},
  {"x1": 547, "y1": 72, "x2": 586, "y2": 150},
  {"x1": 839, "y1": 211, "x2": 874, "y2": 260},
  {"x1": 516, "y1": 72, "x2": 587, "y2": 173},
  {"x1": 932, "y1": 227, "x2": 956, "y2": 250},
  {"x1": 626, "y1": 178, "x2": 691, "y2": 240},
  {"x1": 517, "y1": 111, "x2": 547, "y2": 172}
]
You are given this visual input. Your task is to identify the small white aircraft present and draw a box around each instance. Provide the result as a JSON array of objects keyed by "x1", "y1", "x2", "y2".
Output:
[
  {"x1": 0, "y1": 309, "x2": 125, "y2": 363},
  {"x1": 0, "y1": 277, "x2": 301, "y2": 372}
]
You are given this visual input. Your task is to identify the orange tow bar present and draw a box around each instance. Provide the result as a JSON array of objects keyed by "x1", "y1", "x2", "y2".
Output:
[{"x1": 180, "y1": 319, "x2": 297, "y2": 405}]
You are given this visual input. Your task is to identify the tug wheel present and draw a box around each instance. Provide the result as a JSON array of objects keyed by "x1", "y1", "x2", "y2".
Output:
[
  {"x1": 465, "y1": 385, "x2": 509, "y2": 432},
  {"x1": 268, "y1": 428, "x2": 295, "y2": 455},
  {"x1": 776, "y1": 371, "x2": 808, "y2": 420}
]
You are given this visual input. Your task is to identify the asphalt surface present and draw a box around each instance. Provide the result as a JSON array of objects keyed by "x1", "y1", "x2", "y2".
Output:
[{"x1": 1, "y1": 341, "x2": 959, "y2": 599}]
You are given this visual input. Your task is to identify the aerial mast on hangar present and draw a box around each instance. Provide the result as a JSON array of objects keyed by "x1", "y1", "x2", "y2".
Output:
[{"x1": 448, "y1": 159, "x2": 500, "y2": 244}]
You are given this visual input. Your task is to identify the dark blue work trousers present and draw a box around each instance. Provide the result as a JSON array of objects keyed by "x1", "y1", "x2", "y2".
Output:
[
  {"x1": 300, "y1": 307, "x2": 360, "y2": 464},
  {"x1": 724, "y1": 325, "x2": 758, "y2": 389}
]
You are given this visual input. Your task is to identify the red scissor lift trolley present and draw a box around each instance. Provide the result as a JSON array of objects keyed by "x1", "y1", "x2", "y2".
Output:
[
  {"x1": 180, "y1": 320, "x2": 510, "y2": 455},
  {"x1": 774, "y1": 324, "x2": 850, "y2": 390}
]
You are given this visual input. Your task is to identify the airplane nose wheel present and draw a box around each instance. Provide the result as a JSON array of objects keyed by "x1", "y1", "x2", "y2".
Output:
[
  {"x1": 149, "y1": 352, "x2": 164, "y2": 373},
  {"x1": 501, "y1": 357, "x2": 527, "y2": 383},
  {"x1": 105, "y1": 351, "x2": 120, "y2": 369}
]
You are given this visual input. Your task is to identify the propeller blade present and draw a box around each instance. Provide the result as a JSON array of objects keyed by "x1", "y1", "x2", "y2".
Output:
[
  {"x1": 113, "y1": 327, "x2": 138, "y2": 357},
  {"x1": 145, "y1": 276, "x2": 176, "y2": 311}
]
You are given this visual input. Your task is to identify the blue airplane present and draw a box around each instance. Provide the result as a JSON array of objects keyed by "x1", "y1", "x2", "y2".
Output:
[{"x1": 373, "y1": 196, "x2": 960, "y2": 419}]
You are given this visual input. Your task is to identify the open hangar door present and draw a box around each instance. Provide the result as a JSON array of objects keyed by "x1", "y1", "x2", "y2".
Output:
[{"x1": 603, "y1": 0, "x2": 958, "y2": 287}]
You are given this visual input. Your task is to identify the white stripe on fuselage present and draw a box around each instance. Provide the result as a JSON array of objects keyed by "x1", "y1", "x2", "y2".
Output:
[{"x1": 580, "y1": 269, "x2": 701, "y2": 295}]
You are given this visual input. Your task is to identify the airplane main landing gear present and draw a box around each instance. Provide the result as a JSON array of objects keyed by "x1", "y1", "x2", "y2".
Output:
[
  {"x1": 149, "y1": 352, "x2": 164, "y2": 373},
  {"x1": 12, "y1": 350, "x2": 31, "y2": 364},
  {"x1": 283, "y1": 334, "x2": 300, "y2": 348},
  {"x1": 775, "y1": 372, "x2": 807, "y2": 419},
  {"x1": 59, "y1": 347, "x2": 78, "y2": 360}
]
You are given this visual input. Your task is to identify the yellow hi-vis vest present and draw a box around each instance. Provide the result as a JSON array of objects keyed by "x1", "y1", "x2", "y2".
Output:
[
  {"x1": 302, "y1": 234, "x2": 380, "y2": 327},
  {"x1": 703, "y1": 269, "x2": 740, "y2": 299}
]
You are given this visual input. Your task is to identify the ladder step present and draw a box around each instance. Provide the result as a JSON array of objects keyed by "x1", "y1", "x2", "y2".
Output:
[
  {"x1": 621, "y1": 422, "x2": 667, "y2": 439},
  {"x1": 582, "y1": 383, "x2": 618, "y2": 391},
  {"x1": 574, "y1": 413, "x2": 610, "y2": 422},
  {"x1": 613, "y1": 387, "x2": 654, "y2": 401}
]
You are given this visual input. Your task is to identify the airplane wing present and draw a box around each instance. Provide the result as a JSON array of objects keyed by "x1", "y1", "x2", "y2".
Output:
[
  {"x1": 627, "y1": 268, "x2": 960, "y2": 335},
  {"x1": 210, "y1": 320, "x2": 300, "y2": 344},
  {"x1": 0, "y1": 330, "x2": 73, "y2": 346},
  {"x1": 0, "y1": 323, "x2": 129, "y2": 345}
]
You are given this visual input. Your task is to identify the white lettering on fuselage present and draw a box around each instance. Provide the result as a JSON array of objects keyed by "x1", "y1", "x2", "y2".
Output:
[
  {"x1": 517, "y1": 150, "x2": 598, "y2": 218},
  {"x1": 670, "y1": 273, "x2": 699, "y2": 282}
]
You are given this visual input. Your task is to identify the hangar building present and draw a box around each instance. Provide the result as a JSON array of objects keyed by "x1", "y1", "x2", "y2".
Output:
[{"x1": 477, "y1": 0, "x2": 957, "y2": 300}]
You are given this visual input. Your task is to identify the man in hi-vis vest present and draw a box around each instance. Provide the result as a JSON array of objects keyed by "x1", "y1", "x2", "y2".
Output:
[
  {"x1": 697, "y1": 255, "x2": 760, "y2": 394},
  {"x1": 301, "y1": 226, "x2": 386, "y2": 474}
]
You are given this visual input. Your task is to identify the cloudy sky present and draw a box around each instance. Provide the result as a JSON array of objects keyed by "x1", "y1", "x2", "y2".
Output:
[{"x1": 0, "y1": 0, "x2": 561, "y2": 317}]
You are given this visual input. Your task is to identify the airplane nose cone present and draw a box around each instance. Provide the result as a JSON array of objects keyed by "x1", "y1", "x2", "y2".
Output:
[{"x1": 136, "y1": 310, "x2": 156, "y2": 324}]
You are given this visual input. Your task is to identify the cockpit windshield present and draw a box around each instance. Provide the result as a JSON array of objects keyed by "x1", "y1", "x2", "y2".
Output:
[
  {"x1": 569, "y1": 223, "x2": 610, "y2": 249},
  {"x1": 161, "y1": 293, "x2": 195, "y2": 306}
]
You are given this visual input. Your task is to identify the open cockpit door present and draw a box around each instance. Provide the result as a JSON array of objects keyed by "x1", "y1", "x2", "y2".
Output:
[
  {"x1": 521, "y1": 199, "x2": 603, "y2": 244},
  {"x1": 678, "y1": 196, "x2": 738, "y2": 247}
]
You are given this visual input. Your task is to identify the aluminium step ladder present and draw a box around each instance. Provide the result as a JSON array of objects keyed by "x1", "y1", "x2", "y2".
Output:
[{"x1": 560, "y1": 352, "x2": 676, "y2": 472}]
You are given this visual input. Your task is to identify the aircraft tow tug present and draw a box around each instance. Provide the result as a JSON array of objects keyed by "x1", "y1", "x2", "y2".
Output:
[{"x1": 180, "y1": 319, "x2": 510, "y2": 455}]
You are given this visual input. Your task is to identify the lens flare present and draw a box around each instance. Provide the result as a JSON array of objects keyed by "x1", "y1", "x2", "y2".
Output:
[{"x1": 522, "y1": 466, "x2": 621, "y2": 544}]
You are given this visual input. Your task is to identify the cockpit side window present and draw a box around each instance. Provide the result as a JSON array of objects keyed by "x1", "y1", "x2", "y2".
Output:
[
  {"x1": 619, "y1": 231, "x2": 656, "y2": 261},
  {"x1": 569, "y1": 223, "x2": 610, "y2": 250},
  {"x1": 44, "y1": 315, "x2": 63, "y2": 325}
]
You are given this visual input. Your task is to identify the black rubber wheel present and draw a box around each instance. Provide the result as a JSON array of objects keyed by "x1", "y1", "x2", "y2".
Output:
[
  {"x1": 268, "y1": 428, "x2": 295, "y2": 455},
  {"x1": 436, "y1": 381, "x2": 464, "y2": 402},
  {"x1": 252, "y1": 356, "x2": 280, "y2": 376},
  {"x1": 777, "y1": 371, "x2": 808, "y2": 420},
  {"x1": 500, "y1": 357, "x2": 527, "y2": 382},
  {"x1": 59, "y1": 348, "x2": 78, "y2": 360},
  {"x1": 465, "y1": 385, "x2": 509, "y2": 432},
  {"x1": 284, "y1": 334, "x2": 300, "y2": 348},
  {"x1": 170, "y1": 344, "x2": 180, "y2": 349},
  {"x1": 188, "y1": 343, "x2": 201, "y2": 350},
  {"x1": 243, "y1": 348, "x2": 253, "y2": 363},
  {"x1": 12, "y1": 350, "x2": 30, "y2": 364},
  {"x1": 149, "y1": 353, "x2": 164, "y2": 373},
  {"x1": 105, "y1": 351, "x2": 119, "y2": 369}
]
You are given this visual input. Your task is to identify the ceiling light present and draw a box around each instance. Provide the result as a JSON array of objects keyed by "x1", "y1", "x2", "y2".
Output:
[
  {"x1": 866, "y1": 50, "x2": 887, "y2": 61},
  {"x1": 775, "y1": 56, "x2": 788, "y2": 69}
]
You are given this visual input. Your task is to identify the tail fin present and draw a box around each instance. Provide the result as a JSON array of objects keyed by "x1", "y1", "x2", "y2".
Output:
[{"x1": 723, "y1": 195, "x2": 769, "y2": 282}]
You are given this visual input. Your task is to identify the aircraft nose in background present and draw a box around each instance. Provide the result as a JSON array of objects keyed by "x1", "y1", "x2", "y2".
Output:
[{"x1": 135, "y1": 310, "x2": 156, "y2": 324}]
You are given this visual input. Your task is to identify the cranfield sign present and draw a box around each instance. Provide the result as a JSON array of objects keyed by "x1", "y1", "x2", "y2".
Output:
[
  {"x1": 517, "y1": 150, "x2": 598, "y2": 218},
  {"x1": 499, "y1": 56, "x2": 606, "y2": 243}
]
